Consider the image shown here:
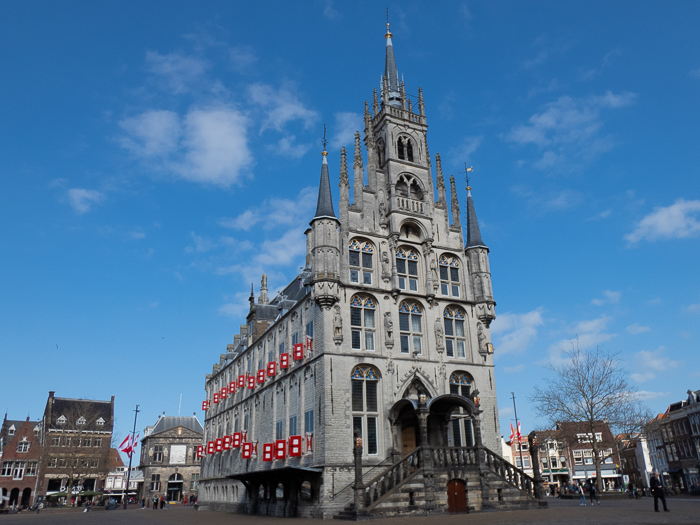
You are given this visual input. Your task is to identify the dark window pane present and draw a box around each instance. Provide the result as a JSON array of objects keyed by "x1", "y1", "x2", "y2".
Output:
[
  {"x1": 351, "y1": 330, "x2": 361, "y2": 349},
  {"x1": 464, "y1": 420, "x2": 474, "y2": 446},
  {"x1": 439, "y1": 266, "x2": 449, "y2": 280},
  {"x1": 367, "y1": 418, "x2": 378, "y2": 454},
  {"x1": 450, "y1": 384, "x2": 460, "y2": 396},
  {"x1": 365, "y1": 381, "x2": 377, "y2": 412},
  {"x1": 444, "y1": 318, "x2": 454, "y2": 336},
  {"x1": 349, "y1": 251, "x2": 360, "y2": 267},
  {"x1": 396, "y1": 258, "x2": 406, "y2": 274},
  {"x1": 400, "y1": 335, "x2": 410, "y2": 354},
  {"x1": 352, "y1": 381, "x2": 364, "y2": 411},
  {"x1": 461, "y1": 384, "x2": 471, "y2": 397},
  {"x1": 350, "y1": 308, "x2": 362, "y2": 326},
  {"x1": 446, "y1": 340, "x2": 454, "y2": 357},
  {"x1": 452, "y1": 420, "x2": 462, "y2": 447},
  {"x1": 362, "y1": 253, "x2": 372, "y2": 269},
  {"x1": 408, "y1": 260, "x2": 418, "y2": 276},
  {"x1": 399, "y1": 313, "x2": 410, "y2": 331},
  {"x1": 450, "y1": 267, "x2": 459, "y2": 282}
]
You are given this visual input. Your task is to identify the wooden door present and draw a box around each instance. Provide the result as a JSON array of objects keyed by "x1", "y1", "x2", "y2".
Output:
[
  {"x1": 402, "y1": 426, "x2": 417, "y2": 455},
  {"x1": 447, "y1": 479, "x2": 467, "y2": 513}
]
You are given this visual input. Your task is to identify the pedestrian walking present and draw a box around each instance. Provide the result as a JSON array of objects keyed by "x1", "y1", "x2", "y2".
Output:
[
  {"x1": 160, "y1": 494, "x2": 165, "y2": 509},
  {"x1": 141, "y1": 497, "x2": 145, "y2": 509},
  {"x1": 650, "y1": 470, "x2": 669, "y2": 512},
  {"x1": 152, "y1": 495, "x2": 158, "y2": 509},
  {"x1": 587, "y1": 480, "x2": 600, "y2": 505},
  {"x1": 577, "y1": 482, "x2": 587, "y2": 505}
]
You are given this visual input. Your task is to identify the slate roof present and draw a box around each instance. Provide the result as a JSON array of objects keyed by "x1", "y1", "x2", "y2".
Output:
[
  {"x1": 48, "y1": 397, "x2": 113, "y2": 431},
  {"x1": 312, "y1": 154, "x2": 337, "y2": 220},
  {"x1": 465, "y1": 190, "x2": 487, "y2": 249},
  {"x1": 384, "y1": 27, "x2": 401, "y2": 107},
  {"x1": 150, "y1": 415, "x2": 203, "y2": 436}
]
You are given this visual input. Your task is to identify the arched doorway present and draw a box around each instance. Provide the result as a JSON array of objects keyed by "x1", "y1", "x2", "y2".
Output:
[
  {"x1": 447, "y1": 479, "x2": 467, "y2": 513},
  {"x1": 167, "y1": 473, "x2": 183, "y2": 502},
  {"x1": 21, "y1": 488, "x2": 32, "y2": 507},
  {"x1": 1, "y1": 488, "x2": 7, "y2": 509},
  {"x1": 9, "y1": 488, "x2": 20, "y2": 507}
]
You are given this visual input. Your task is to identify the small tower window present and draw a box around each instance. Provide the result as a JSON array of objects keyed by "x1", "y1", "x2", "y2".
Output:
[
  {"x1": 406, "y1": 139, "x2": 414, "y2": 162},
  {"x1": 396, "y1": 248, "x2": 419, "y2": 291},
  {"x1": 444, "y1": 307, "x2": 467, "y2": 359},
  {"x1": 439, "y1": 255, "x2": 461, "y2": 297},
  {"x1": 350, "y1": 295, "x2": 376, "y2": 351},
  {"x1": 349, "y1": 239, "x2": 373, "y2": 285},
  {"x1": 397, "y1": 137, "x2": 405, "y2": 160},
  {"x1": 398, "y1": 301, "x2": 423, "y2": 355}
]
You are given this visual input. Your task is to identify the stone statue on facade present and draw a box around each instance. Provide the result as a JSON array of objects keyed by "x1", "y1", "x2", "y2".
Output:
[
  {"x1": 477, "y1": 323, "x2": 487, "y2": 353},
  {"x1": 434, "y1": 317, "x2": 444, "y2": 351},
  {"x1": 381, "y1": 251, "x2": 391, "y2": 282},
  {"x1": 384, "y1": 312, "x2": 393, "y2": 344},
  {"x1": 333, "y1": 306, "x2": 343, "y2": 337},
  {"x1": 430, "y1": 257, "x2": 439, "y2": 293}
]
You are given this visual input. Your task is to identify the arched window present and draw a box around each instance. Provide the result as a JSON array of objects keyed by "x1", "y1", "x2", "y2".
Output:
[
  {"x1": 399, "y1": 301, "x2": 423, "y2": 355},
  {"x1": 439, "y1": 254, "x2": 461, "y2": 297},
  {"x1": 449, "y1": 371, "x2": 475, "y2": 446},
  {"x1": 351, "y1": 365, "x2": 380, "y2": 455},
  {"x1": 406, "y1": 139, "x2": 414, "y2": 162},
  {"x1": 396, "y1": 247, "x2": 419, "y2": 291},
  {"x1": 449, "y1": 371, "x2": 472, "y2": 397},
  {"x1": 444, "y1": 307, "x2": 467, "y2": 359},
  {"x1": 397, "y1": 138, "x2": 405, "y2": 160},
  {"x1": 350, "y1": 295, "x2": 376, "y2": 351},
  {"x1": 349, "y1": 239, "x2": 373, "y2": 285}
]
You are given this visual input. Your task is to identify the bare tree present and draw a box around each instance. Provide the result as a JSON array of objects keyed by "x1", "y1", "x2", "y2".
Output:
[{"x1": 529, "y1": 344, "x2": 651, "y2": 491}]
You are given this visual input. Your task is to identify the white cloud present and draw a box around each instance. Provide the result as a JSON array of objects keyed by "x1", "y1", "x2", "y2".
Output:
[
  {"x1": 120, "y1": 106, "x2": 253, "y2": 187},
  {"x1": 630, "y1": 347, "x2": 679, "y2": 383},
  {"x1": 544, "y1": 315, "x2": 616, "y2": 366},
  {"x1": 119, "y1": 110, "x2": 181, "y2": 157},
  {"x1": 490, "y1": 309, "x2": 544, "y2": 356},
  {"x1": 331, "y1": 112, "x2": 362, "y2": 150},
  {"x1": 506, "y1": 92, "x2": 636, "y2": 170},
  {"x1": 687, "y1": 303, "x2": 700, "y2": 314},
  {"x1": 321, "y1": 0, "x2": 341, "y2": 20},
  {"x1": 229, "y1": 45, "x2": 257, "y2": 72},
  {"x1": 248, "y1": 83, "x2": 319, "y2": 132},
  {"x1": 625, "y1": 199, "x2": 700, "y2": 244},
  {"x1": 145, "y1": 51, "x2": 209, "y2": 94},
  {"x1": 626, "y1": 323, "x2": 651, "y2": 335},
  {"x1": 66, "y1": 188, "x2": 105, "y2": 214},
  {"x1": 448, "y1": 136, "x2": 483, "y2": 164},
  {"x1": 636, "y1": 391, "x2": 670, "y2": 401},
  {"x1": 219, "y1": 187, "x2": 316, "y2": 232},
  {"x1": 591, "y1": 290, "x2": 621, "y2": 306},
  {"x1": 502, "y1": 364, "x2": 525, "y2": 374},
  {"x1": 275, "y1": 135, "x2": 311, "y2": 159}
]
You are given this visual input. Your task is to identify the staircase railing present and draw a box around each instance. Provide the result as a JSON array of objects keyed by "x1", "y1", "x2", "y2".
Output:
[
  {"x1": 429, "y1": 446, "x2": 479, "y2": 469},
  {"x1": 363, "y1": 447, "x2": 421, "y2": 509},
  {"x1": 482, "y1": 447, "x2": 536, "y2": 498}
]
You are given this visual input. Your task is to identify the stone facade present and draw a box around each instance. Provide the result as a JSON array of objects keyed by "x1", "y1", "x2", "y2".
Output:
[
  {"x1": 198, "y1": 25, "x2": 539, "y2": 519},
  {"x1": 138, "y1": 415, "x2": 202, "y2": 503}
]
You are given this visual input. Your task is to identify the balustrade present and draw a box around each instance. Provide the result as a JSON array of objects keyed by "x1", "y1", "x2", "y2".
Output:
[{"x1": 396, "y1": 197, "x2": 424, "y2": 214}]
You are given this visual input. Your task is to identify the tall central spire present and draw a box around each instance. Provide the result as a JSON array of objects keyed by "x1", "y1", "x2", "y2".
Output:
[
  {"x1": 384, "y1": 23, "x2": 401, "y2": 108},
  {"x1": 313, "y1": 147, "x2": 337, "y2": 220}
]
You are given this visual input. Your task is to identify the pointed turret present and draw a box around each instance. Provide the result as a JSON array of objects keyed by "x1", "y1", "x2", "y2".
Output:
[
  {"x1": 384, "y1": 23, "x2": 401, "y2": 108},
  {"x1": 313, "y1": 150, "x2": 337, "y2": 220},
  {"x1": 449, "y1": 174, "x2": 461, "y2": 230},
  {"x1": 465, "y1": 187, "x2": 487, "y2": 249}
]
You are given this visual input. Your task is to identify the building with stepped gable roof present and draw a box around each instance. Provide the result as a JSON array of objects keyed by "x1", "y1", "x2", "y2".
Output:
[{"x1": 197, "y1": 23, "x2": 545, "y2": 518}]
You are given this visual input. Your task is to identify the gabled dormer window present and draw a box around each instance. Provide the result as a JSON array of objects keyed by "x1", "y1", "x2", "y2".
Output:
[
  {"x1": 76, "y1": 416, "x2": 87, "y2": 426},
  {"x1": 17, "y1": 439, "x2": 30, "y2": 453},
  {"x1": 33, "y1": 426, "x2": 41, "y2": 436},
  {"x1": 8, "y1": 425, "x2": 15, "y2": 436},
  {"x1": 96, "y1": 417, "x2": 105, "y2": 426},
  {"x1": 57, "y1": 415, "x2": 67, "y2": 425}
]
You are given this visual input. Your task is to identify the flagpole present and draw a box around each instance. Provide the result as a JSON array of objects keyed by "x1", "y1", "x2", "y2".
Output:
[
  {"x1": 511, "y1": 392, "x2": 524, "y2": 471},
  {"x1": 123, "y1": 405, "x2": 140, "y2": 511}
]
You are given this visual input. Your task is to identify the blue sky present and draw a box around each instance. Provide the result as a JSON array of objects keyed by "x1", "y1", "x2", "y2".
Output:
[{"x1": 2, "y1": 1, "x2": 700, "y2": 457}]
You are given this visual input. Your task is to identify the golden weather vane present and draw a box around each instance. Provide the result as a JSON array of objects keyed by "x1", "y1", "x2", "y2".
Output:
[{"x1": 460, "y1": 163, "x2": 474, "y2": 190}]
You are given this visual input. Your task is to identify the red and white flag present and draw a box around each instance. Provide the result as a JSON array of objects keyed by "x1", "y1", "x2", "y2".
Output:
[
  {"x1": 517, "y1": 422, "x2": 522, "y2": 444},
  {"x1": 509, "y1": 423, "x2": 515, "y2": 443},
  {"x1": 119, "y1": 433, "x2": 139, "y2": 457}
]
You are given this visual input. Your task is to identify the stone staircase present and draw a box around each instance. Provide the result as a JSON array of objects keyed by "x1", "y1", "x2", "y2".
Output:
[{"x1": 333, "y1": 445, "x2": 544, "y2": 519}]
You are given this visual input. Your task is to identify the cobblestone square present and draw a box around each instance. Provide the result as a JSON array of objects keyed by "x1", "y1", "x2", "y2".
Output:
[{"x1": 3, "y1": 498, "x2": 700, "y2": 525}]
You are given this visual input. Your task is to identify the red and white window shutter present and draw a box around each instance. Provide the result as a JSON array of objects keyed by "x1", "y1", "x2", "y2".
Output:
[
  {"x1": 293, "y1": 343, "x2": 304, "y2": 360},
  {"x1": 267, "y1": 361, "x2": 277, "y2": 377},
  {"x1": 232, "y1": 432, "x2": 242, "y2": 448},
  {"x1": 262, "y1": 443, "x2": 274, "y2": 461},
  {"x1": 274, "y1": 439, "x2": 286, "y2": 460},
  {"x1": 280, "y1": 353, "x2": 290, "y2": 369},
  {"x1": 289, "y1": 435, "x2": 302, "y2": 457},
  {"x1": 242, "y1": 442, "x2": 252, "y2": 459}
]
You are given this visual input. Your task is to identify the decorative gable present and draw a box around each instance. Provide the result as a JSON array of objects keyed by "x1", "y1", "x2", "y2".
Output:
[
  {"x1": 57, "y1": 415, "x2": 67, "y2": 425},
  {"x1": 96, "y1": 417, "x2": 105, "y2": 426}
]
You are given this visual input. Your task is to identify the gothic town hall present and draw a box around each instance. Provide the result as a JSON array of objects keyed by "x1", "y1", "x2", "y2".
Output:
[{"x1": 198, "y1": 24, "x2": 543, "y2": 518}]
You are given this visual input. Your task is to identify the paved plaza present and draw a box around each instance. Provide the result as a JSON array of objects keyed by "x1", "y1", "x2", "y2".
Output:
[{"x1": 2, "y1": 498, "x2": 700, "y2": 525}]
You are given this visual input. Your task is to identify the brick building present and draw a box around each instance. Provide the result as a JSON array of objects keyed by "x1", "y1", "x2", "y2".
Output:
[
  {"x1": 0, "y1": 417, "x2": 43, "y2": 508},
  {"x1": 39, "y1": 391, "x2": 114, "y2": 500},
  {"x1": 197, "y1": 23, "x2": 544, "y2": 519},
  {"x1": 139, "y1": 415, "x2": 202, "y2": 503}
]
